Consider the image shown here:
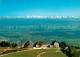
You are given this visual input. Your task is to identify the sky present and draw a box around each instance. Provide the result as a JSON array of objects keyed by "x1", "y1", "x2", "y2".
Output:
[{"x1": 0, "y1": 0, "x2": 80, "y2": 16}]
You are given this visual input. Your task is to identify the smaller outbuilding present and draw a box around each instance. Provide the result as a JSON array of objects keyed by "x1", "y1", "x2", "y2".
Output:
[
  {"x1": 52, "y1": 40, "x2": 60, "y2": 48},
  {"x1": 53, "y1": 42, "x2": 59, "y2": 48}
]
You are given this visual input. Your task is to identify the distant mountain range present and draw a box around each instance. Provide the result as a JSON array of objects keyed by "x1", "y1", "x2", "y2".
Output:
[{"x1": 0, "y1": 16, "x2": 80, "y2": 19}]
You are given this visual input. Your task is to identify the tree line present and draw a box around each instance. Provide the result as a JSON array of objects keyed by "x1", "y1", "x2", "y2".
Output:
[
  {"x1": 59, "y1": 41, "x2": 80, "y2": 57},
  {"x1": 0, "y1": 41, "x2": 17, "y2": 47}
]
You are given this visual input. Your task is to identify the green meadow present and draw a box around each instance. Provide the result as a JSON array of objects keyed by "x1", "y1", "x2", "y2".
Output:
[
  {"x1": 1, "y1": 49, "x2": 68, "y2": 57},
  {"x1": 41, "y1": 52, "x2": 67, "y2": 57}
]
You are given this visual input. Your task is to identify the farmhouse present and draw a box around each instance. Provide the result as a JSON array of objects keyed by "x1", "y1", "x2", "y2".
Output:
[
  {"x1": 34, "y1": 41, "x2": 50, "y2": 49},
  {"x1": 36, "y1": 44, "x2": 40, "y2": 48},
  {"x1": 41, "y1": 44, "x2": 49, "y2": 49}
]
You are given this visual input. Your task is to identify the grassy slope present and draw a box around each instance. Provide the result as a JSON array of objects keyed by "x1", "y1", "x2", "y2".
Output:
[
  {"x1": 76, "y1": 49, "x2": 80, "y2": 57},
  {"x1": 2, "y1": 49, "x2": 67, "y2": 57},
  {"x1": 41, "y1": 52, "x2": 67, "y2": 57},
  {"x1": 77, "y1": 49, "x2": 80, "y2": 51}
]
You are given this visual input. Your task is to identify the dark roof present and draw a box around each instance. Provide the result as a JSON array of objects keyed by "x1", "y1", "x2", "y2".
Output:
[{"x1": 36, "y1": 41, "x2": 49, "y2": 45}]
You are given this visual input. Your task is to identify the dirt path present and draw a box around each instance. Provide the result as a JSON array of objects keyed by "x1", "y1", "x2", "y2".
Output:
[
  {"x1": 37, "y1": 52, "x2": 46, "y2": 57},
  {"x1": 37, "y1": 49, "x2": 61, "y2": 57},
  {"x1": 0, "y1": 49, "x2": 33, "y2": 57}
]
